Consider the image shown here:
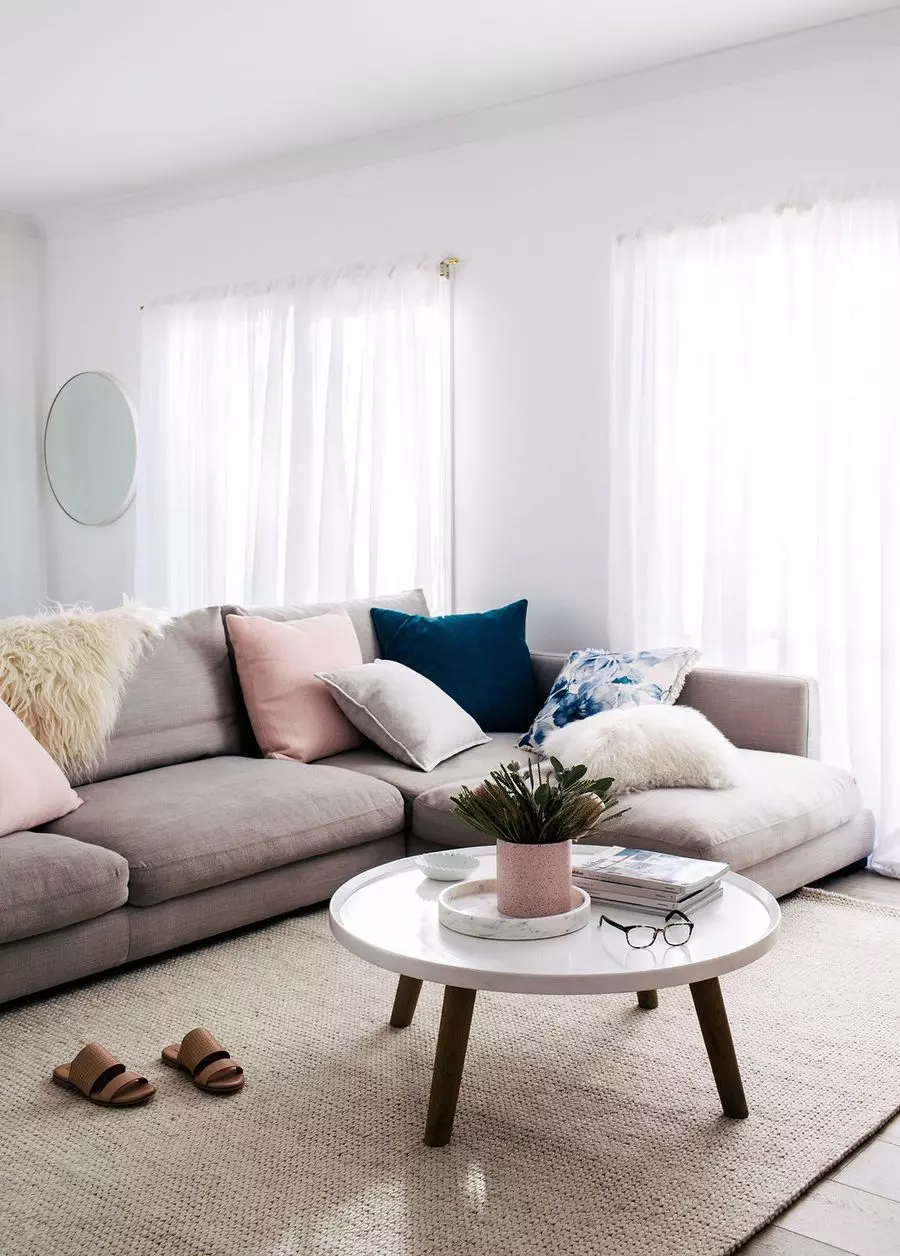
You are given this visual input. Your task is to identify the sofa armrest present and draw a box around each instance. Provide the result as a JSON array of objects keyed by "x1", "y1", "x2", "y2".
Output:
[
  {"x1": 678, "y1": 668, "x2": 818, "y2": 758},
  {"x1": 529, "y1": 654, "x2": 818, "y2": 758}
]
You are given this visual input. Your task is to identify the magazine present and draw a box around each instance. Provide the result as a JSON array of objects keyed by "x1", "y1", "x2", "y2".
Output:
[
  {"x1": 578, "y1": 880, "x2": 723, "y2": 917},
  {"x1": 573, "y1": 846, "x2": 728, "y2": 893}
]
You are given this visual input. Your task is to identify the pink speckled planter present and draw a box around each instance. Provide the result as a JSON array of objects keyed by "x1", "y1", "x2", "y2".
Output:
[{"x1": 496, "y1": 839, "x2": 572, "y2": 918}]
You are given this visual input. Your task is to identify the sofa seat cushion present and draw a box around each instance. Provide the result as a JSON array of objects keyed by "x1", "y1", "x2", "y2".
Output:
[
  {"x1": 316, "y1": 733, "x2": 524, "y2": 810},
  {"x1": 412, "y1": 749, "x2": 862, "y2": 870},
  {"x1": 0, "y1": 831, "x2": 129, "y2": 944},
  {"x1": 46, "y1": 757, "x2": 404, "y2": 907}
]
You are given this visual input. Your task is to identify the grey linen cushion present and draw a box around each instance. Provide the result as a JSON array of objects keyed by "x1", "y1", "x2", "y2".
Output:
[
  {"x1": 92, "y1": 607, "x2": 243, "y2": 782},
  {"x1": 318, "y1": 661, "x2": 490, "y2": 772},
  {"x1": 0, "y1": 831, "x2": 129, "y2": 943},
  {"x1": 46, "y1": 757, "x2": 404, "y2": 906}
]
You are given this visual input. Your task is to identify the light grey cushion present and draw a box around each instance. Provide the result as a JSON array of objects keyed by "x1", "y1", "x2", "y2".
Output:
[
  {"x1": 0, "y1": 831, "x2": 129, "y2": 944},
  {"x1": 47, "y1": 757, "x2": 404, "y2": 906},
  {"x1": 317, "y1": 733, "x2": 524, "y2": 805},
  {"x1": 412, "y1": 748, "x2": 862, "y2": 868},
  {"x1": 318, "y1": 661, "x2": 490, "y2": 771},
  {"x1": 225, "y1": 589, "x2": 429, "y2": 664},
  {"x1": 92, "y1": 607, "x2": 243, "y2": 782}
]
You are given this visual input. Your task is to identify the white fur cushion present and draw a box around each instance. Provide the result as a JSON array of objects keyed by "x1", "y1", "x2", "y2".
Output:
[{"x1": 539, "y1": 705, "x2": 744, "y2": 793}]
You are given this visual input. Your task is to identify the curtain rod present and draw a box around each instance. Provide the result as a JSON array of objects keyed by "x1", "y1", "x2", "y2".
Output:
[{"x1": 140, "y1": 255, "x2": 461, "y2": 309}]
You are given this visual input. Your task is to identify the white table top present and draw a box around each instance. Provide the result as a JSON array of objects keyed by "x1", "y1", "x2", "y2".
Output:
[{"x1": 329, "y1": 846, "x2": 781, "y2": 995}]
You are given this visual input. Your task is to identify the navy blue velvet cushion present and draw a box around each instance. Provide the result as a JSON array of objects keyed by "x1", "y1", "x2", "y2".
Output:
[{"x1": 370, "y1": 600, "x2": 537, "y2": 732}]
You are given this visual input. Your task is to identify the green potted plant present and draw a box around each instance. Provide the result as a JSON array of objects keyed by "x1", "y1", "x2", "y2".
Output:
[{"x1": 452, "y1": 758, "x2": 619, "y2": 918}]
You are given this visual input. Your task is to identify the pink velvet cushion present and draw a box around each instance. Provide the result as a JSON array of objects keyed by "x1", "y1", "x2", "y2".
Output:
[
  {"x1": 0, "y1": 699, "x2": 82, "y2": 837},
  {"x1": 227, "y1": 611, "x2": 365, "y2": 763}
]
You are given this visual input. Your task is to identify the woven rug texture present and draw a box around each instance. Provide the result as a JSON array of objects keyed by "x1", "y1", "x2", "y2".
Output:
[{"x1": 0, "y1": 888, "x2": 897, "y2": 1256}]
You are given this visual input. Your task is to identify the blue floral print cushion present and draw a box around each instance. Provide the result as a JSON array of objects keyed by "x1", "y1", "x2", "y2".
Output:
[{"x1": 519, "y1": 646, "x2": 699, "y2": 752}]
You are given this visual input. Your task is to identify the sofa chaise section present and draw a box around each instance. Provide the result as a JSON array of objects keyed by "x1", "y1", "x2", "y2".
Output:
[
  {"x1": 409, "y1": 749, "x2": 873, "y2": 897},
  {"x1": 322, "y1": 662, "x2": 873, "y2": 898}
]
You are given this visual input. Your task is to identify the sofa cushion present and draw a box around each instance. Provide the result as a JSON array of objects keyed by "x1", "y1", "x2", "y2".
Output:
[
  {"x1": 520, "y1": 646, "x2": 698, "y2": 751},
  {"x1": 0, "y1": 699, "x2": 82, "y2": 836},
  {"x1": 316, "y1": 733, "x2": 524, "y2": 809},
  {"x1": 226, "y1": 611, "x2": 364, "y2": 762},
  {"x1": 318, "y1": 660, "x2": 490, "y2": 770},
  {"x1": 412, "y1": 749, "x2": 862, "y2": 869},
  {"x1": 371, "y1": 599, "x2": 537, "y2": 730},
  {"x1": 92, "y1": 608, "x2": 243, "y2": 782},
  {"x1": 0, "y1": 831, "x2": 129, "y2": 944},
  {"x1": 46, "y1": 757, "x2": 404, "y2": 906}
]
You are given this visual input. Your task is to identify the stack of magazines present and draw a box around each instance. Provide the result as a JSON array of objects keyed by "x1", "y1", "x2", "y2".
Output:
[{"x1": 572, "y1": 846, "x2": 728, "y2": 916}]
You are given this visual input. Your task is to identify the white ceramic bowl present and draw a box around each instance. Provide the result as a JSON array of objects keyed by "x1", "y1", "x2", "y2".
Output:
[{"x1": 415, "y1": 850, "x2": 479, "y2": 882}]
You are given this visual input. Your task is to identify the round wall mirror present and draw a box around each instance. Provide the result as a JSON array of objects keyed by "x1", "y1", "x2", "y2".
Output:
[{"x1": 44, "y1": 372, "x2": 138, "y2": 526}]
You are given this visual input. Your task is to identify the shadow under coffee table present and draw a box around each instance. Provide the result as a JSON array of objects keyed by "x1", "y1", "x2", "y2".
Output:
[{"x1": 329, "y1": 846, "x2": 781, "y2": 1147}]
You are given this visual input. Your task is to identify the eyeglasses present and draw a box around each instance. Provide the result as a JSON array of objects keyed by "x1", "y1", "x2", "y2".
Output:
[{"x1": 598, "y1": 910, "x2": 694, "y2": 949}]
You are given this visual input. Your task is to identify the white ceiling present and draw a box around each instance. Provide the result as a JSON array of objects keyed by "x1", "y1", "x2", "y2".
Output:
[{"x1": 0, "y1": 0, "x2": 893, "y2": 215}]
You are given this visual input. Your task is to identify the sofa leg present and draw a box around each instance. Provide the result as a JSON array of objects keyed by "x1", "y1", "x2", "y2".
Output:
[
  {"x1": 390, "y1": 975, "x2": 423, "y2": 1028},
  {"x1": 636, "y1": 990, "x2": 658, "y2": 1010}
]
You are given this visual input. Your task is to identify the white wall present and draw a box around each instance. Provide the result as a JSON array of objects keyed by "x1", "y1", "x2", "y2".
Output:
[
  {"x1": 41, "y1": 38, "x2": 900, "y2": 649},
  {"x1": 0, "y1": 220, "x2": 45, "y2": 615}
]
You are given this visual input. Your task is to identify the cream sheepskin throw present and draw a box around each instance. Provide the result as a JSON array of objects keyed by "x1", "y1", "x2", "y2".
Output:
[
  {"x1": 0, "y1": 602, "x2": 170, "y2": 784},
  {"x1": 540, "y1": 704, "x2": 744, "y2": 793}
]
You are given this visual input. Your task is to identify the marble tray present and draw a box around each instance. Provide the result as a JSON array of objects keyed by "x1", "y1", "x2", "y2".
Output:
[{"x1": 437, "y1": 878, "x2": 592, "y2": 940}]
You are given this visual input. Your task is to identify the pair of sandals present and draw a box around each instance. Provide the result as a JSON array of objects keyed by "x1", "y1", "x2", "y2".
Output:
[{"x1": 52, "y1": 1027, "x2": 244, "y2": 1108}]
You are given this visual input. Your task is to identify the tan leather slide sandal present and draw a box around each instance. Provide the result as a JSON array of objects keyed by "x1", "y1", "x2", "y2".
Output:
[
  {"x1": 161, "y1": 1027, "x2": 245, "y2": 1094},
  {"x1": 52, "y1": 1043, "x2": 155, "y2": 1107}
]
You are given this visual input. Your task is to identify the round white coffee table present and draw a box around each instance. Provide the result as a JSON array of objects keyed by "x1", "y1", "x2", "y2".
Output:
[{"x1": 329, "y1": 846, "x2": 781, "y2": 1146}]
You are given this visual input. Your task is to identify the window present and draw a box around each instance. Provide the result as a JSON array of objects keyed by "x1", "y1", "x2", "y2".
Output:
[{"x1": 137, "y1": 260, "x2": 453, "y2": 615}]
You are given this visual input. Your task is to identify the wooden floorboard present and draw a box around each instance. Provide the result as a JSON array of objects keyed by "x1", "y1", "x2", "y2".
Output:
[
  {"x1": 740, "y1": 1226, "x2": 850, "y2": 1254},
  {"x1": 812, "y1": 866, "x2": 900, "y2": 909},
  {"x1": 834, "y1": 1139, "x2": 900, "y2": 1204},
  {"x1": 881, "y1": 1115, "x2": 900, "y2": 1148},
  {"x1": 776, "y1": 1180, "x2": 900, "y2": 1256}
]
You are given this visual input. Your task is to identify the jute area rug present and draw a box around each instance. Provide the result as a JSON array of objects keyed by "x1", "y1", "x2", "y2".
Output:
[{"x1": 1, "y1": 889, "x2": 898, "y2": 1256}]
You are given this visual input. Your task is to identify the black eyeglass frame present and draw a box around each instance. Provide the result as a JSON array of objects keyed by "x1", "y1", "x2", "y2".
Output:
[{"x1": 598, "y1": 909, "x2": 695, "y2": 948}]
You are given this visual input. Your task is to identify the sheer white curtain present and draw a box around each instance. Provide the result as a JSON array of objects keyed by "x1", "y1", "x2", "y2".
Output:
[
  {"x1": 609, "y1": 199, "x2": 900, "y2": 874},
  {"x1": 137, "y1": 259, "x2": 453, "y2": 615}
]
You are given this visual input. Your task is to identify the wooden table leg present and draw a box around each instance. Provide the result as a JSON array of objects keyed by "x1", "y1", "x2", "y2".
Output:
[
  {"x1": 424, "y1": 985, "x2": 477, "y2": 1147},
  {"x1": 689, "y1": 976, "x2": 748, "y2": 1119},
  {"x1": 636, "y1": 990, "x2": 658, "y2": 1010},
  {"x1": 390, "y1": 975, "x2": 423, "y2": 1028}
]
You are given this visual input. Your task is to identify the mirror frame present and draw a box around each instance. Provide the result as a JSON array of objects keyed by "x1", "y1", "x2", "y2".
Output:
[{"x1": 44, "y1": 370, "x2": 139, "y2": 527}]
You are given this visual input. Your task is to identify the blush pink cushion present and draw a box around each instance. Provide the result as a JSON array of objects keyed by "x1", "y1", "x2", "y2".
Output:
[
  {"x1": 0, "y1": 699, "x2": 82, "y2": 837},
  {"x1": 227, "y1": 611, "x2": 365, "y2": 763}
]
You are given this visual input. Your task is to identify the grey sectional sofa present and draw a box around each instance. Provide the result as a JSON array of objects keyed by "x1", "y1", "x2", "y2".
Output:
[{"x1": 0, "y1": 590, "x2": 874, "y2": 1004}]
